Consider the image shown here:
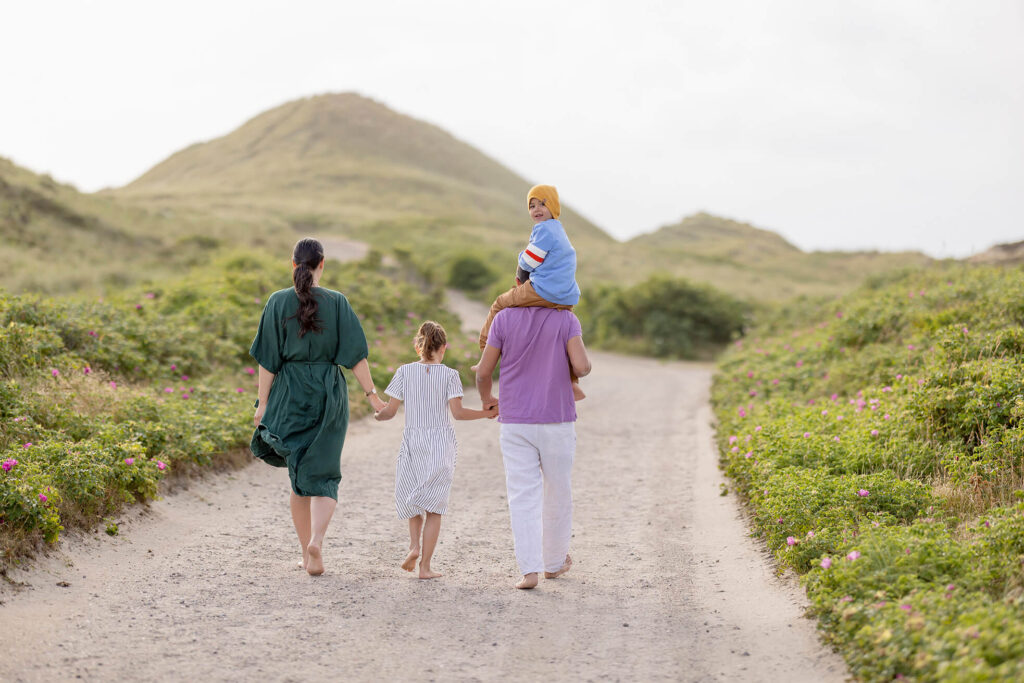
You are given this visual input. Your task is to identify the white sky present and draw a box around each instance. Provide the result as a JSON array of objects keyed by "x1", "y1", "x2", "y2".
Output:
[{"x1": 2, "y1": 0, "x2": 1021, "y2": 257}]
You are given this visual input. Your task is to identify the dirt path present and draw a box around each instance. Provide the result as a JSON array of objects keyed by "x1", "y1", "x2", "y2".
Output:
[{"x1": 0, "y1": 290, "x2": 847, "y2": 682}]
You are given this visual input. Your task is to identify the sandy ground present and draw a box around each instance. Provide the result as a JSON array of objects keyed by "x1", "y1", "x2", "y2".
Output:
[{"x1": 0, "y1": 290, "x2": 847, "y2": 682}]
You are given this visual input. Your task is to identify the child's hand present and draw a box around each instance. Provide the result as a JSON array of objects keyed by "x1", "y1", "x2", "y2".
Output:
[{"x1": 484, "y1": 403, "x2": 498, "y2": 419}]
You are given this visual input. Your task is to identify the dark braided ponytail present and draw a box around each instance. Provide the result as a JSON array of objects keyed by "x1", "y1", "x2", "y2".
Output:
[
  {"x1": 414, "y1": 321, "x2": 447, "y2": 360},
  {"x1": 290, "y1": 238, "x2": 325, "y2": 338}
]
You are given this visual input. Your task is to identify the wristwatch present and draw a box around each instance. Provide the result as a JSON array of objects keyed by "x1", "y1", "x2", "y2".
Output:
[{"x1": 365, "y1": 388, "x2": 377, "y2": 397}]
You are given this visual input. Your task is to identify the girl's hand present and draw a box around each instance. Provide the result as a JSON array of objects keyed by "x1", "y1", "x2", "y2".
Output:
[
  {"x1": 370, "y1": 393, "x2": 386, "y2": 413},
  {"x1": 485, "y1": 403, "x2": 498, "y2": 419},
  {"x1": 253, "y1": 404, "x2": 266, "y2": 428}
]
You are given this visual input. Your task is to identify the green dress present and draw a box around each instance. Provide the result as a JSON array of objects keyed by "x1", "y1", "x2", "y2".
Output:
[{"x1": 249, "y1": 287, "x2": 368, "y2": 500}]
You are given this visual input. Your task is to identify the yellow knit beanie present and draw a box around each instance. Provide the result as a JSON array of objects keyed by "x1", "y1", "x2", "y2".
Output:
[{"x1": 527, "y1": 184, "x2": 560, "y2": 219}]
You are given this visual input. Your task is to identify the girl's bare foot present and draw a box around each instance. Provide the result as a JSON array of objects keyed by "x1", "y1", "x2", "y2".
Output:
[
  {"x1": 401, "y1": 548, "x2": 420, "y2": 572},
  {"x1": 544, "y1": 555, "x2": 573, "y2": 579},
  {"x1": 418, "y1": 567, "x2": 442, "y2": 579},
  {"x1": 516, "y1": 573, "x2": 539, "y2": 589},
  {"x1": 305, "y1": 542, "x2": 324, "y2": 576}
]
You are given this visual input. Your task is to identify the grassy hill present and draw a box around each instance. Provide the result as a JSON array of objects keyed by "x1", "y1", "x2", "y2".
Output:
[
  {"x1": 107, "y1": 92, "x2": 618, "y2": 285},
  {"x1": 108, "y1": 92, "x2": 931, "y2": 301},
  {"x1": 968, "y1": 239, "x2": 1024, "y2": 265},
  {"x1": 627, "y1": 213, "x2": 934, "y2": 301},
  {"x1": 0, "y1": 157, "x2": 291, "y2": 294},
  {"x1": 4, "y1": 92, "x2": 935, "y2": 302}
]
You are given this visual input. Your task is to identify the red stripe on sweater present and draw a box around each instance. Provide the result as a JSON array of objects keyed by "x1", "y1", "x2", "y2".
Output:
[{"x1": 524, "y1": 249, "x2": 545, "y2": 264}]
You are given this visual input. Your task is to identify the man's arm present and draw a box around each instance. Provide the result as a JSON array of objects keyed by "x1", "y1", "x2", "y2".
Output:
[
  {"x1": 567, "y1": 336, "x2": 591, "y2": 378},
  {"x1": 475, "y1": 344, "x2": 502, "y2": 409}
]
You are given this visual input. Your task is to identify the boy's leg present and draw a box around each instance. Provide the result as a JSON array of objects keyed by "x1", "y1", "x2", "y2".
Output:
[
  {"x1": 478, "y1": 281, "x2": 573, "y2": 349},
  {"x1": 419, "y1": 512, "x2": 443, "y2": 579},
  {"x1": 402, "y1": 514, "x2": 423, "y2": 571}
]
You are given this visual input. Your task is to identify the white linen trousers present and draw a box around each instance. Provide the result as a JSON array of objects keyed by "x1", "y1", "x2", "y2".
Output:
[{"x1": 499, "y1": 422, "x2": 576, "y2": 575}]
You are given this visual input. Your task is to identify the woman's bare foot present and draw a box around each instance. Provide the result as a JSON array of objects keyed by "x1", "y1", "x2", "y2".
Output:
[
  {"x1": 418, "y1": 566, "x2": 442, "y2": 580},
  {"x1": 401, "y1": 548, "x2": 420, "y2": 572},
  {"x1": 544, "y1": 555, "x2": 573, "y2": 579},
  {"x1": 572, "y1": 384, "x2": 586, "y2": 401},
  {"x1": 305, "y1": 542, "x2": 324, "y2": 576},
  {"x1": 516, "y1": 573, "x2": 539, "y2": 589}
]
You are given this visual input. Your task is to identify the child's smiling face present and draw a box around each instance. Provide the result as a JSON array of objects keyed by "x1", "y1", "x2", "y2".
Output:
[{"x1": 529, "y1": 198, "x2": 553, "y2": 223}]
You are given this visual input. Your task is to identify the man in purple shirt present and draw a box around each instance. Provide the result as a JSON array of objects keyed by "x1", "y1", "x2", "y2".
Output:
[{"x1": 476, "y1": 300, "x2": 592, "y2": 589}]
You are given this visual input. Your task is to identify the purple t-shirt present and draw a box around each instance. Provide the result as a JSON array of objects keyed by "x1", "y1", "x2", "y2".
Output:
[{"x1": 488, "y1": 307, "x2": 582, "y2": 424}]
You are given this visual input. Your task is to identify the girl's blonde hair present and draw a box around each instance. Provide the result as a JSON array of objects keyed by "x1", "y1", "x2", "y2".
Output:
[{"x1": 414, "y1": 320, "x2": 447, "y2": 359}]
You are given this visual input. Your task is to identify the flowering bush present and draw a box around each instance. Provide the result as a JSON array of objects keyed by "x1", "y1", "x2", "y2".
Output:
[
  {"x1": 713, "y1": 265, "x2": 1024, "y2": 680},
  {"x1": 1, "y1": 250, "x2": 471, "y2": 562}
]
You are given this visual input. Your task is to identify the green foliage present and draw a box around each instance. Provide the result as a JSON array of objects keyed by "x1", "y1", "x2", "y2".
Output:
[
  {"x1": 579, "y1": 275, "x2": 748, "y2": 359},
  {"x1": 0, "y1": 249, "x2": 478, "y2": 563},
  {"x1": 447, "y1": 253, "x2": 498, "y2": 293},
  {"x1": 713, "y1": 264, "x2": 1024, "y2": 680}
]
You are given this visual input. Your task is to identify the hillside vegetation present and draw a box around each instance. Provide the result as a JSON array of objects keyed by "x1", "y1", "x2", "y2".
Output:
[
  {"x1": 0, "y1": 251, "x2": 481, "y2": 565},
  {"x1": 103, "y1": 92, "x2": 931, "y2": 302},
  {"x1": 0, "y1": 156, "x2": 292, "y2": 295},
  {"x1": 713, "y1": 264, "x2": 1024, "y2": 680},
  {"x1": 628, "y1": 213, "x2": 933, "y2": 301}
]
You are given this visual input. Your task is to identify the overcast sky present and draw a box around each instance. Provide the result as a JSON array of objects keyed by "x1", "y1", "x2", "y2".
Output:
[{"x1": 2, "y1": 1, "x2": 1021, "y2": 257}]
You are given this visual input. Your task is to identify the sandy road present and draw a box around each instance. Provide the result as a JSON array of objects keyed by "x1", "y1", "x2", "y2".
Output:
[{"x1": 0, "y1": 291, "x2": 846, "y2": 682}]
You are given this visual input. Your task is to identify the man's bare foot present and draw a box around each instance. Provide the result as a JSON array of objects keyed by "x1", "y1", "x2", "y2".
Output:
[
  {"x1": 544, "y1": 555, "x2": 573, "y2": 579},
  {"x1": 516, "y1": 573, "x2": 539, "y2": 589},
  {"x1": 401, "y1": 548, "x2": 420, "y2": 572},
  {"x1": 305, "y1": 542, "x2": 324, "y2": 576},
  {"x1": 418, "y1": 567, "x2": 442, "y2": 579},
  {"x1": 572, "y1": 383, "x2": 586, "y2": 401}
]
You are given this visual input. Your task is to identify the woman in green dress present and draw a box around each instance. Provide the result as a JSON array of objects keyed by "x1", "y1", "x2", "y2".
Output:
[{"x1": 250, "y1": 238, "x2": 386, "y2": 576}]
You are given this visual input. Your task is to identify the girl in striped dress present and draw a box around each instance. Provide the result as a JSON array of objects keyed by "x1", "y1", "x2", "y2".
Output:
[{"x1": 374, "y1": 321, "x2": 497, "y2": 579}]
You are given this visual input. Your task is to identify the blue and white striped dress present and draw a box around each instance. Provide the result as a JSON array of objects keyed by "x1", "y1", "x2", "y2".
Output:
[{"x1": 385, "y1": 362, "x2": 464, "y2": 518}]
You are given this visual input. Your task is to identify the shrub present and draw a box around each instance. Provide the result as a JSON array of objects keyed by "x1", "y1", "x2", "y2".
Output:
[{"x1": 712, "y1": 264, "x2": 1024, "y2": 679}]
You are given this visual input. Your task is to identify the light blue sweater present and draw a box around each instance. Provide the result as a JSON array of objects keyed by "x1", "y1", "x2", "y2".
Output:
[{"x1": 517, "y1": 219, "x2": 581, "y2": 306}]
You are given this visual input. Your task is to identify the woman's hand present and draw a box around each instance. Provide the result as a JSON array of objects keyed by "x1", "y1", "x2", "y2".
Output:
[
  {"x1": 253, "y1": 404, "x2": 266, "y2": 428},
  {"x1": 370, "y1": 393, "x2": 386, "y2": 413}
]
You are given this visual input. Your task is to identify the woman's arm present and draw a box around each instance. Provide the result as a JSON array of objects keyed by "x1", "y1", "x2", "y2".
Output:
[
  {"x1": 254, "y1": 365, "x2": 276, "y2": 426},
  {"x1": 375, "y1": 397, "x2": 402, "y2": 421},
  {"x1": 449, "y1": 397, "x2": 498, "y2": 420},
  {"x1": 351, "y1": 358, "x2": 386, "y2": 412},
  {"x1": 567, "y1": 336, "x2": 592, "y2": 378}
]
